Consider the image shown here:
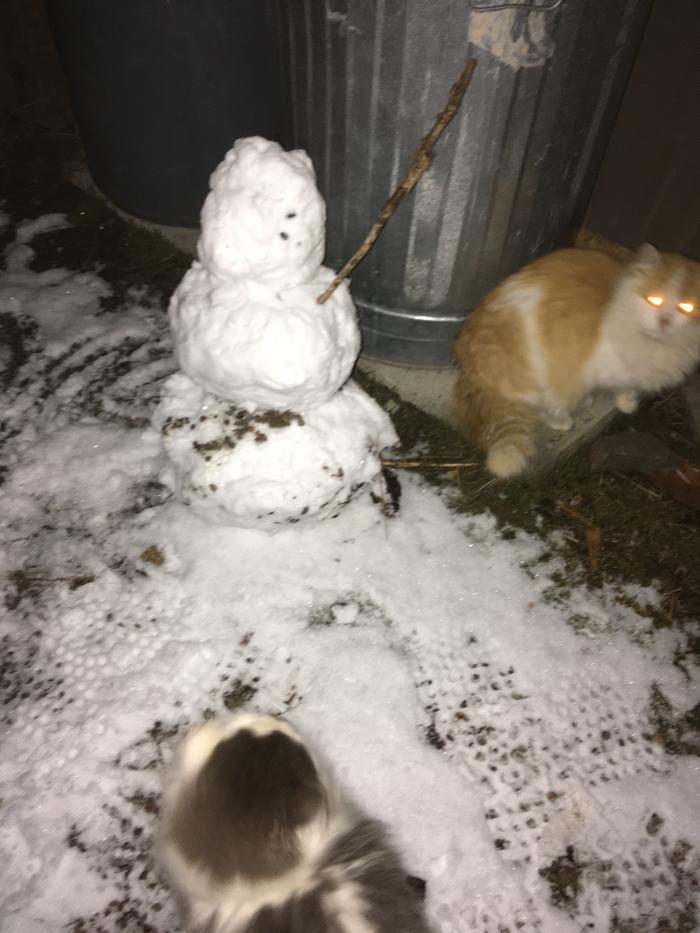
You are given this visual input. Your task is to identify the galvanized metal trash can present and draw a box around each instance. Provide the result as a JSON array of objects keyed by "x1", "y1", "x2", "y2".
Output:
[{"x1": 274, "y1": 0, "x2": 652, "y2": 366}]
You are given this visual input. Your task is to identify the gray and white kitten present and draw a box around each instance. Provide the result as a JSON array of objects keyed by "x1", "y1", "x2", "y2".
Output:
[{"x1": 157, "y1": 712, "x2": 432, "y2": 933}]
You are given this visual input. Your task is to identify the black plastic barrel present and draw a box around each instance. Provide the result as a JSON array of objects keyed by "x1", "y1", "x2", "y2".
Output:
[{"x1": 45, "y1": 0, "x2": 284, "y2": 226}]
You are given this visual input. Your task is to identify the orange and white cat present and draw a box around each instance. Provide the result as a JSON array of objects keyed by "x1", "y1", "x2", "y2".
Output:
[{"x1": 454, "y1": 245, "x2": 700, "y2": 478}]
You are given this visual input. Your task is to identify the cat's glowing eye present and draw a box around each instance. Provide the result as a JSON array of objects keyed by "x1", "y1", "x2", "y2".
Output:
[
  {"x1": 645, "y1": 295, "x2": 664, "y2": 307},
  {"x1": 678, "y1": 301, "x2": 695, "y2": 315}
]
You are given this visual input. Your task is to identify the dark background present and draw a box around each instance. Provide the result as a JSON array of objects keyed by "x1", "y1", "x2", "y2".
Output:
[{"x1": 1, "y1": 0, "x2": 699, "y2": 260}]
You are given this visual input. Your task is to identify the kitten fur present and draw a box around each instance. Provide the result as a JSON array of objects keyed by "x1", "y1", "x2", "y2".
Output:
[
  {"x1": 157, "y1": 712, "x2": 432, "y2": 933},
  {"x1": 454, "y1": 245, "x2": 700, "y2": 478}
]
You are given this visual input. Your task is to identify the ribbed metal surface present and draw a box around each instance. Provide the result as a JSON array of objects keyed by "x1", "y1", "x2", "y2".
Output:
[{"x1": 274, "y1": 0, "x2": 652, "y2": 365}]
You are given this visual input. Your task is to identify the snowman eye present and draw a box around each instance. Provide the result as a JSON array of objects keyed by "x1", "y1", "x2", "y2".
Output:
[
  {"x1": 645, "y1": 295, "x2": 663, "y2": 307},
  {"x1": 678, "y1": 301, "x2": 695, "y2": 315}
]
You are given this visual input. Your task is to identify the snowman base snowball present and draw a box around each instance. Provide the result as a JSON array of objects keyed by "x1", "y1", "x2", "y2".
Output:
[{"x1": 155, "y1": 373, "x2": 398, "y2": 531}]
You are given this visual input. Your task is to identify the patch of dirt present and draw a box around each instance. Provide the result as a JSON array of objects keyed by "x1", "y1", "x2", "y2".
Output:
[
  {"x1": 648, "y1": 684, "x2": 700, "y2": 756},
  {"x1": 66, "y1": 795, "x2": 169, "y2": 933},
  {"x1": 0, "y1": 312, "x2": 40, "y2": 391},
  {"x1": 139, "y1": 546, "x2": 164, "y2": 567},
  {"x1": 164, "y1": 406, "x2": 305, "y2": 455},
  {"x1": 222, "y1": 679, "x2": 258, "y2": 711},
  {"x1": 539, "y1": 845, "x2": 585, "y2": 909},
  {"x1": 307, "y1": 593, "x2": 393, "y2": 629},
  {"x1": 0, "y1": 629, "x2": 63, "y2": 726}
]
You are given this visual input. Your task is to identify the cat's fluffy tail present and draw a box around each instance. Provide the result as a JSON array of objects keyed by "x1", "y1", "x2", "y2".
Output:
[{"x1": 455, "y1": 375, "x2": 534, "y2": 479}]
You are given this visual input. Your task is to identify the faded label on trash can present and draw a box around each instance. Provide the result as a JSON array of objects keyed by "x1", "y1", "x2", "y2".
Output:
[{"x1": 468, "y1": 0, "x2": 558, "y2": 70}]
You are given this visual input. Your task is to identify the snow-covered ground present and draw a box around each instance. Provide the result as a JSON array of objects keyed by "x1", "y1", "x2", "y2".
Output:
[{"x1": 1, "y1": 217, "x2": 699, "y2": 932}]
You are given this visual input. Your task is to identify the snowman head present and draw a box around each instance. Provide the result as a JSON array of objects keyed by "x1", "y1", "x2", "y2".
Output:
[{"x1": 198, "y1": 137, "x2": 326, "y2": 286}]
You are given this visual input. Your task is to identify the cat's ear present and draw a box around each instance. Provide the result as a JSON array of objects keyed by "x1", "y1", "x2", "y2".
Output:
[{"x1": 634, "y1": 243, "x2": 659, "y2": 268}]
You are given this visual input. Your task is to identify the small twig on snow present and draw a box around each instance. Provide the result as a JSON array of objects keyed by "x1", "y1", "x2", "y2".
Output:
[{"x1": 382, "y1": 458, "x2": 477, "y2": 470}]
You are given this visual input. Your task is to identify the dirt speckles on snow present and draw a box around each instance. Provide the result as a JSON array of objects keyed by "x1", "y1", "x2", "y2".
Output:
[
  {"x1": 539, "y1": 846, "x2": 584, "y2": 909},
  {"x1": 222, "y1": 679, "x2": 258, "y2": 711}
]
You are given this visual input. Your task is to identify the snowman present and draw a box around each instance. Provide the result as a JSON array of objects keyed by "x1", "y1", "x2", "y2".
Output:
[{"x1": 154, "y1": 137, "x2": 398, "y2": 530}]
